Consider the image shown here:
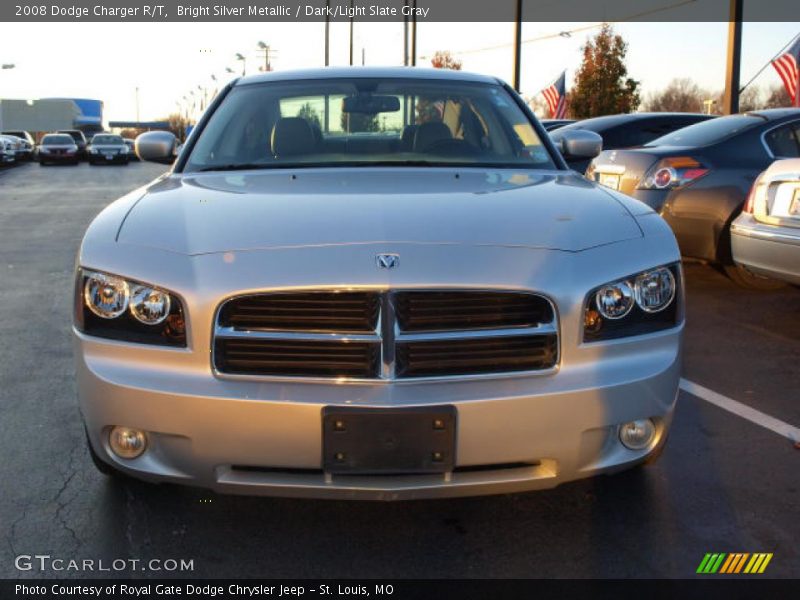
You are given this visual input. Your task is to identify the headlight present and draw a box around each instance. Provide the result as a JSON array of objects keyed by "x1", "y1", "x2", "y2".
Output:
[
  {"x1": 89, "y1": 148, "x2": 98, "y2": 154},
  {"x1": 130, "y1": 285, "x2": 171, "y2": 324},
  {"x1": 584, "y1": 263, "x2": 681, "y2": 342},
  {"x1": 595, "y1": 281, "x2": 634, "y2": 319},
  {"x1": 75, "y1": 269, "x2": 186, "y2": 346},
  {"x1": 84, "y1": 272, "x2": 129, "y2": 318},
  {"x1": 633, "y1": 268, "x2": 675, "y2": 313}
]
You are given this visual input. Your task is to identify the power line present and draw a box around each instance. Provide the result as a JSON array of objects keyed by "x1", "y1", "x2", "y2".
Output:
[{"x1": 432, "y1": 0, "x2": 697, "y2": 59}]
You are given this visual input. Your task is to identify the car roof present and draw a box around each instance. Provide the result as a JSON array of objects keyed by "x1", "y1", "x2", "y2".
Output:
[
  {"x1": 743, "y1": 108, "x2": 800, "y2": 121},
  {"x1": 561, "y1": 112, "x2": 711, "y2": 131},
  {"x1": 236, "y1": 66, "x2": 500, "y2": 86}
]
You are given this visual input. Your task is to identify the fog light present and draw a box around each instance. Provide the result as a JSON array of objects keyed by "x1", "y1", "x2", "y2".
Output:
[
  {"x1": 618, "y1": 419, "x2": 656, "y2": 450},
  {"x1": 109, "y1": 426, "x2": 147, "y2": 459}
]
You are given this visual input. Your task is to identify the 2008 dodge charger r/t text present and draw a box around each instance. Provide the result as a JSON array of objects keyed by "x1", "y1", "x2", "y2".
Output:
[{"x1": 74, "y1": 68, "x2": 683, "y2": 500}]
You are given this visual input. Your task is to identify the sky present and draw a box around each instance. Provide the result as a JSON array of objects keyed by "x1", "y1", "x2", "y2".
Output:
[{"x1": 0, "y1": 20, "x2": 798, "y2": 122}]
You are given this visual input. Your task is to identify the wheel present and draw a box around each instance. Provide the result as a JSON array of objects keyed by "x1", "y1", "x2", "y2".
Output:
[{"x1": 723, "y1": 263, "x2": 786, "y2": 291}]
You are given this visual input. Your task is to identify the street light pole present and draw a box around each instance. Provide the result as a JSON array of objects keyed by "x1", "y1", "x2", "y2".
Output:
[
  {"x1": 411, "y1": 0, "x2": 417, "y2": 66},
  {"x1": 723, "y1": 0, "x2": 743, "y2": 115},
  {"x1": 349, "y1": 0, "x2": 354, "y2": 66},
  {"x1": 324, "y1": 0, "x2": 330, "y2": 66},
  {"x1": 403, "y1": 1, "x2": 409, "y2": 66},
  {"x1": 235, "y1": 53, "x2": 247, "y2": 77},
  {"x1": 513, "y1": 0, "x2": 523, "y2": 92}
]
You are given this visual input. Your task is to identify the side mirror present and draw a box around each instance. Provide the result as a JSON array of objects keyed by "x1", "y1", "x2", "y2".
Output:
[
  {"x1": 550, "y1": 129, "x2": 603, "y2": 160},
  {"x1": 135, "y1": 131, "x2": 177, "y2": 164}
]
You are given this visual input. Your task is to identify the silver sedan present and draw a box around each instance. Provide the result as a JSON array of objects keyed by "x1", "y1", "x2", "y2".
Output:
[
  {"x1": 74, "y1": 67, "x2": 683, "y2": 500},
  {"x1": 732, "y1": 158, "x2": 800, "y2": 286}
]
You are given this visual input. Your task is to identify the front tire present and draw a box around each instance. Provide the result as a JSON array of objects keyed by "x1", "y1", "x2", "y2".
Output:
[{"x1": 723, "y1": 263, "x2": 786, "y2": 290}]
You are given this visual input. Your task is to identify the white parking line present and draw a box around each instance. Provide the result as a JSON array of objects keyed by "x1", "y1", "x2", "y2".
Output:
[{"x1": 680, "y1": 378, "x2": 800, "y2": 443}]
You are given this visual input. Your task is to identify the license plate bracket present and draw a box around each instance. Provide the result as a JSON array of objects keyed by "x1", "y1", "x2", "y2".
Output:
[{"x1": 322, "y1": 406, "x2": 456, "y2": 475}]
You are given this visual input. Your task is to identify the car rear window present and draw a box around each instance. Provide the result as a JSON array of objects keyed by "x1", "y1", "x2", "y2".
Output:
[
  {"x1": 646, "y1": 115, "x2": 761, "y2": 147},
  {"x1": 92, "y1": 135, "x2": 123, "y2": 144},
  {"x1": 43, "y1": 135, "x2": 74, "y2": 144}
]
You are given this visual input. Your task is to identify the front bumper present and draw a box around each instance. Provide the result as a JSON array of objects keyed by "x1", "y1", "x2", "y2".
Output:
[
  {"x1": 731, "y1": 214, "x2": 800, "y2": 285},
  {"x1": 40, "y1": 153, "x2": 78, "y2": 163},
  {"x1": 77, "y1": 325, "x2": 681, "y2": 500},
  {"x1": 89, "y1": 151, "x2": 128, "y2": 164},
  {"x1": 75, "y1": 235, "x2": 683, "y2": 500}
]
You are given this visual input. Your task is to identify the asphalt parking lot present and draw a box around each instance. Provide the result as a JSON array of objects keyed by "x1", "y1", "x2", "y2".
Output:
[{"x1": 0, "y1": 161, "x2": 798, "y2": 579}]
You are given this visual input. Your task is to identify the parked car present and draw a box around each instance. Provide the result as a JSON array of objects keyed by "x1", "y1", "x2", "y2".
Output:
[
  {"x1": 731, "y1": 158, "x2": 800, "y2": 286},
  {"x1": 0, "y1": 135, "x2": 18, "y2": 166},
  {"x1": 541, "y1": 119, "x2": 576, "y2": 131},
  {"x1": 76, "y1": 67, "x2": 683, "y2": 500},
  {"x1": 1, "y1": 130, "x2": 35, "y2": 160},
  {"x1": 38, "y1": 133, "x2": 79, "y2": 165},
  {"x1": 587, "y1": 109, "x2": 800, "y2": 289},
  {"x1": 57, "y1": 129, "x2": 88, "y2": 159},
  {"x1": 551, "y1": 112, "x2": 716, "y2": 173},
  {"x1": 87, "y1": 134, "x2": 130, "y2": 165},
  {"x1": 122, "y1": 138, "x2": 139, "y2": 161}
]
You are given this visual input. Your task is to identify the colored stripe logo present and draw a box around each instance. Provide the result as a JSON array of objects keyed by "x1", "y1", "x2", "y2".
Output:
[{"x1": 697, "y1": 553, "x2": 773, "y2": 574}]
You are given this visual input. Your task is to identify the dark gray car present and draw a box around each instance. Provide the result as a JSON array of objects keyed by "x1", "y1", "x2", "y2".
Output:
[
  {"x1": 551, "y1": 112, "x2": 715, "y2": 173},
  {"x1": 587, "y1": 109, "x2": 800, "y2": 289}
]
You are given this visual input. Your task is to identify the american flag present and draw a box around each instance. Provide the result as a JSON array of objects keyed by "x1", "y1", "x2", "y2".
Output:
[
  {"x1": 542, "y1": 71, "x2": 567, "y2": 119},
  {"x1": 771, "y1": 35, "x2": 800, "y2": 107}
]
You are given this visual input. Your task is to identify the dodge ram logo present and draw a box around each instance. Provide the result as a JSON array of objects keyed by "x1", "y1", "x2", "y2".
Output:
[{"x1": 376, "y1": 254, "x2": 399, "y2": 269}]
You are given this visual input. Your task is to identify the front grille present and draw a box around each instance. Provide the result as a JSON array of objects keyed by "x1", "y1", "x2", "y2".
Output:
[
  {"x1": 219, "y1": 291, "x2": 379, "y2": 332},
  {"x1": 396, "y1": 334, "x2": 558, "y2": 378},
  {"x1": 396, "y1": 291, "x2": 553, "y2": 331},
  {"x1": 214, "y1": 290, "x2": 558, "y2": 379},
  {"x1": 214, "y1": 338, "x2": 380, "y2": 378}
]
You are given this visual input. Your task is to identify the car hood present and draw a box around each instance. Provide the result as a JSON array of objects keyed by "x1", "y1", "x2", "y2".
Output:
[{"x1": 116, "y1": 168, "x2": 643, "y2": 255}]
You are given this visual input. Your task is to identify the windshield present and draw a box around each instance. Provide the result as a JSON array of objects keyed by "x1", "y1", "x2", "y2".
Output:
[
  {"x1": 184, "y1": 78, "x2": 555, "y2": 172},
  {"x1": 646, "y1": 115, "x2": 761, "y2": 147},
  {"x1": 43, "y1": 135, "x2": 74, "y2": 145},
  {"x1": 92, "y1": 135, "x2": 123, "y2": 144}
]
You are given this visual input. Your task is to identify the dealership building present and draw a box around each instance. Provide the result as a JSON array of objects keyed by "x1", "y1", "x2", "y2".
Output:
[{"x1": 0, "y1": 97, "x2": 103, "y2": 138}]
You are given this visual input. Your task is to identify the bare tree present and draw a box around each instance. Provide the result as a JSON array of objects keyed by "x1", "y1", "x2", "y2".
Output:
[
  {"x1": 764, "y1": 84, "x2": 792, "y2": 108},
  {"x1": 738, "y1": 86, "x2": 763, "y2": 112},
  {"x1": 643, "y1": 78, "x2": 706, "y2": 113}
]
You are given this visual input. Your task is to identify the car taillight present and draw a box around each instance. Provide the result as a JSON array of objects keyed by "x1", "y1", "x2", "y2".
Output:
[
  {"x1": 742, "y1": 173, "x2": 765, "y2": 214},
  {"x1": 639, "y1": 157, "x2": 709, "y2": 190}
]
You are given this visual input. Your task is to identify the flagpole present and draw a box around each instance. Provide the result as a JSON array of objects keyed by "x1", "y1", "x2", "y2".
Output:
[{"x1": 738, "y1": 32, "x2": 800, "y2": 94}]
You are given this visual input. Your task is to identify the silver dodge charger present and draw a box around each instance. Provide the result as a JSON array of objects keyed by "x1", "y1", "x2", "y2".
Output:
[{"x1": 75, "y1": 68, "x2": 683, "y2": 500}]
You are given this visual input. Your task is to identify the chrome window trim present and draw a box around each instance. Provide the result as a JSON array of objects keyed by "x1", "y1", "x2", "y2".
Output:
[
  {"x1": 211, "y1": 288, "x2": 561, "y2": 385},
  {"x1": 760, "y1": 119, "x2": 800, "y2": 160}
]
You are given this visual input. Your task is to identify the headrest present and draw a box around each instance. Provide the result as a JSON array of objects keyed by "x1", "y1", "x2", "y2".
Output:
[{"x1": 271, "y1": 117, "x2": 316, "y2": 157}]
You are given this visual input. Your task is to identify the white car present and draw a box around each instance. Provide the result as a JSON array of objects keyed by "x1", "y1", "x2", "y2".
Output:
[
  {"x1": 75, "y1": 68, "x2": 683, "y2": 500},
  {"x1": 0, "y1": 135, "x2": 20, "y2": 165},
  {"x1": 732, "y1": 158, "x2": 800, "y2": 285}
]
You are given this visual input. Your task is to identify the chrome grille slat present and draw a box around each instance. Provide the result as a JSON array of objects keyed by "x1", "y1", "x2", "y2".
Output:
[{"x1": 213, "y1": 290, "x2": 559, "y2": 380}]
